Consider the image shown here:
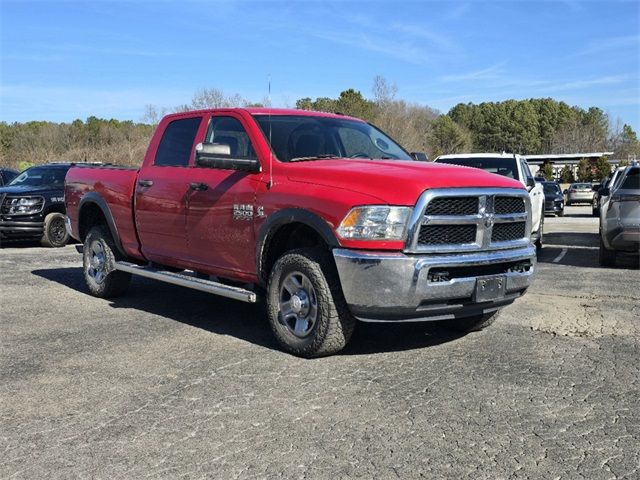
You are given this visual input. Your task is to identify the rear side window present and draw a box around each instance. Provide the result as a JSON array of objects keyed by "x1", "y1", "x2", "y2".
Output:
[
  {"x1": 620, "y1": 168, "x2": 639, "y2": 189},
  {"x1": 155, "y1": 117, "x2": 202, "y2": 166}
]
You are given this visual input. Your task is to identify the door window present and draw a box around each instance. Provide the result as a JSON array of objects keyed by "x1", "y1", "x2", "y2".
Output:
[
  {"x1": 154, "y1": 117, "x2": 202, "y2": 166},
  {"x1": 521, "y1": 160, "x2": 534, "y2": 184},
  {"x1": 205, "y1": 116, "x2": 257, "y2": 159}
]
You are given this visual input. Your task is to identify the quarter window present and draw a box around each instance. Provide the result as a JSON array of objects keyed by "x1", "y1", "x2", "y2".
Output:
[
  {"x1": 205, "y1": 116, "x2": 257, "y2": 159},
  {"x1": 154, "y1": 117, "x2": 202, "y2": 166}
]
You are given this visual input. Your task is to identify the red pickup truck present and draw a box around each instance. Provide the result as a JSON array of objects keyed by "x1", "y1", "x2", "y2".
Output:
[{"x1": 65, "y1": 108, "x2": 536, "y2": 357}]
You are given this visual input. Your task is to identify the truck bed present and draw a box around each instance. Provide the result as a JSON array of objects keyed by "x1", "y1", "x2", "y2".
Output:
[{"x1": 65, "y1": 165, "x2": 142, "y2": 258}]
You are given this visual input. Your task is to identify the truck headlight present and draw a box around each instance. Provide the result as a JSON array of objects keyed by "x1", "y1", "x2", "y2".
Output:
[
  {"x1": 337, "y1": 206, "x2": 412, "y2": 240},
  {"x1": 6, "y1": 197, "x2": 45, "y2": 215}
]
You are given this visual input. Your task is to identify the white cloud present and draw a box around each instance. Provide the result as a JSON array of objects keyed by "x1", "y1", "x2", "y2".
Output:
[{"x1": 439, "y1": 63, "x2": 507, "y2": 82}]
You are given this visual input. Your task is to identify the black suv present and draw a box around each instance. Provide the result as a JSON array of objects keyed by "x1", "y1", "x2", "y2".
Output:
[
  {"x1": 0, "y1": 163, "x2": 73, "y2": 247},
  {"x1": 541, "y1": 181, "x2": 565, "y2": 217}
]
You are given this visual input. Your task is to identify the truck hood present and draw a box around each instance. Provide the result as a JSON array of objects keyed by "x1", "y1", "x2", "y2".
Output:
[
  {"x1": 285, "y1": 159, "x2": 524, "y2": 205},
  {"x1": 0, "y1": 185, "x2": 61, "y2": 196}
]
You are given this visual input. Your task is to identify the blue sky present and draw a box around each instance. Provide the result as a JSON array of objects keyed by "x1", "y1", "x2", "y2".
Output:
[{"x1": 1, "y1": 0, "x2": 638, "y2": 131}]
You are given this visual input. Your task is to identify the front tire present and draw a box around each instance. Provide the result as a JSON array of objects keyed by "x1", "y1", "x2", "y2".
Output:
[
  {"x1": 83, "y1": 225, "x2": 131, "y2": 298},
  {"x1": 442, "y1": 311, "x2": 499, "y2": 333},
  {"x1": 266, "y1": 248, "x2": 355, "y2": 358},
  {"x1": 40, "y1": 212, "x2": 69, "y2": 247}
]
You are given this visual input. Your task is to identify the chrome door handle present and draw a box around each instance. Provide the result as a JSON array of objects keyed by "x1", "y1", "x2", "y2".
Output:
[{"x1": 138, "y1": 179, "x2": 153, "y2": 187}]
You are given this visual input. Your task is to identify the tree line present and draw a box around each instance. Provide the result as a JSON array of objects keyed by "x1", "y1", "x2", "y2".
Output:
[{"x1": 1, "y1": 76, "x2": 638, "y2": 176}]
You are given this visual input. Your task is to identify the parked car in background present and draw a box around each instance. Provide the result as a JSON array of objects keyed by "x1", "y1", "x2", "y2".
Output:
[
  {"x1": 593, "y1": 167, "x2": 626, "y2": 217},
  {"x1": 0, "y1": 163, "x2": 73, "y2": 247},
  {"x1": 0, "y1": 167, "x2": 19, "y2": 186},
  {"x1": 599, "y1": 164, "x2": 640, "y2": 266},
  {"x1": 434, "y1": 153, "x2": 544, "y2": 250},
  {"x1": 541, "y1": 181, "x2": 564, "y2": 216},
  {"x1": 565, "y1": 182, "x2": 594, "y2": 205}
]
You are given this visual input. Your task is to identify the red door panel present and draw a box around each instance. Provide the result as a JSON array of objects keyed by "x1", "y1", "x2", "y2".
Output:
[{"x1": 135, "y1": 166, "x2": 190, "y2": 263}]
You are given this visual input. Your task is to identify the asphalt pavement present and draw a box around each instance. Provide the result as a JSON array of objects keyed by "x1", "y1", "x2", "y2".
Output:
[{"x1": 1, "y1": 205, "x2": 639, "y2": 479}]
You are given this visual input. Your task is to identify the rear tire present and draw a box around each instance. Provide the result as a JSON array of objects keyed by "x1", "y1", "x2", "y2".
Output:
[
  {"x1": 266, "y1": 248, "x2": 355, "y2": 358},
  {"x1": 442, "y1": 311, "x2": 499, "y2": 333},
  {"x1": 83, "y1": 225, "x2": 131, "y2": 298},
  {"x1": 599, "y1": 236, "x2": 616, "y2": 267},
  {"x1": 40, "y1": 212, "x2": 69, "y2": 248}
]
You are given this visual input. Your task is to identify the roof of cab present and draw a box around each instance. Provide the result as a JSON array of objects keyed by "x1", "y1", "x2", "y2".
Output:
[{"x1": 163, "y1": 107, "x2": 364, "y2": 122}]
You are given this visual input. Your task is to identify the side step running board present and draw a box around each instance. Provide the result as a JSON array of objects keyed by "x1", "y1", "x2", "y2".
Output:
[{"x1": 114, "y1": 261, "x2": 257, "y2": 303}]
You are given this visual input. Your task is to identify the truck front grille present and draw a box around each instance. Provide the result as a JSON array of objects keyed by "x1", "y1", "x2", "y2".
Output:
[
  {"x1": 418, "y1": 225, "x2": 477, "y2": 245},
  {"x1": 495, "y1": 196, "x2": 525, "y2": 214},
  {"x1": 407, "y1": 188, "x2": 531, "y2": 253},
  {"x1": 424, "y1": 197, "x2": 478, "y2": 216},
  {"x1": 491, "y1": 222, "x2": 527, "y2": 242}
]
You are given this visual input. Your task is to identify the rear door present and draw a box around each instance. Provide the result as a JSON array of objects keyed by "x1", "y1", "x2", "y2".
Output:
[
  {"x1": 135, "y1": 115, "x2": 204, "y2": 263},
  {"x1": 185, "y1": 113, "x2": 263, "y2": 276}
]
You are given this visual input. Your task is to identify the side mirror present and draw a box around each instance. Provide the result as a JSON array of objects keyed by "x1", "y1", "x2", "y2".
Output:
[
  {"x1": 563, "y1": 189, "x2": 568, "y2": 195},
  {"x1": 411, "y1": 152, "x2": 428, "y2": 162},
  {"x1": 194, "y1": 143, "x2": 260, "y2": 172},
  {"x1": 592, "y1": 184, "x2": 600, "y2": 191},
  {"x1": 600, "y1": 187, "x2": 610, "y2": 197}
]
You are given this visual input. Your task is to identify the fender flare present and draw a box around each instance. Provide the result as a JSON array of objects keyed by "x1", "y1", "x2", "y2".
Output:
[
  {"x1": 256, "y1": 208, "x2": 340, "y2": 282},
  {"x1": 78, "y1": 192, "x2": 126, "y2": 256}
]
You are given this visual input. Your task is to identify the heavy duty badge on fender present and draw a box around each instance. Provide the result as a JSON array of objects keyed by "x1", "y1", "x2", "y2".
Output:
[{"x1": 233, "y1": 204, "x2": 253, "y2": 220}]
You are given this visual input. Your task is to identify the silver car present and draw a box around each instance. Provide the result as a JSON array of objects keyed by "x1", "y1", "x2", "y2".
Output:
[
  {"x1": 599, "y1": 164, "x2": 640, "y2": 266},
  {"x1": 565, "y1": 182, "x2": 594, "y2": 205}
]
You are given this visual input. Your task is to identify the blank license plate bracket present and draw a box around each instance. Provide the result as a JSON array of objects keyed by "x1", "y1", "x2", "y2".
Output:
[{"x1": 474, "y1": 275, "x2": 506, "y2": 302}]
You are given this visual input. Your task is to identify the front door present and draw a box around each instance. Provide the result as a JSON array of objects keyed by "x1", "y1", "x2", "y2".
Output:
[
  {"x1": 135, "y1": 115, "x2": 203, "y2": 263},
  {"x1": 185, "y1": 114, "x2": 263, "y2": 276},
  {"x1": 521, "y1": 159, "x2": 543, "y2": 231}
]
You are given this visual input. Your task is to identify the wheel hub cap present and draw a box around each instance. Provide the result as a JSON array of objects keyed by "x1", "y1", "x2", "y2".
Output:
[
  {"x1": 87, "y1": 241, "x2": 107, "y2": 284},
  {"x1": 279, "y1": 271, "x2": 318, "y2": 338}
]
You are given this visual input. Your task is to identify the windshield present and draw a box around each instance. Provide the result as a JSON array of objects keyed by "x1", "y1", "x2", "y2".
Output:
[
  {"x1": 8, "y1": 166, "x2": 69, "y2": 188},
  {"x1": 435, "y1": 157, "x2": 519, "y2": 181},
  {"x1": 253, "y1": 115, "x2": 412, "y2": 162},
  {"x1": 543, "y1": 183, "x2": 561, "y2": 195}
]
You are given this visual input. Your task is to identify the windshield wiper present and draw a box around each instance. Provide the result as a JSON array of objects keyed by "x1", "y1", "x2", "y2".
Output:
[{"x1": 289, "y1": 154, "x2": 341, "y2": 162}]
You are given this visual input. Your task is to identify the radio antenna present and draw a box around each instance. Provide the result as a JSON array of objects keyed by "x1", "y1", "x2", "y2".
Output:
[{"x1": 268, "y1": 75, "x2": 273, "y2": 189}]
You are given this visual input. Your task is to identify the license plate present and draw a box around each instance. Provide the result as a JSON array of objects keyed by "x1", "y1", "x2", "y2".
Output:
[{"x1": 474, "y1": 275, "x2": 506, "y2": 302}]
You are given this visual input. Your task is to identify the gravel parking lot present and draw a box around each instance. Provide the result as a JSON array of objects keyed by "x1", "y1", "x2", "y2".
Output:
[{"x1": 1, "y1": 205, "x2": 639, "y2": 479}]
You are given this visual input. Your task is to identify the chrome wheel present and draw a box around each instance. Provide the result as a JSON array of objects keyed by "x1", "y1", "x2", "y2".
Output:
[
  {"x1": 87, "y1": 241, "x2": 107, "y2": 284},
  {"x1": 279, "y1": 271, "x2": 318, "y2": 338}
]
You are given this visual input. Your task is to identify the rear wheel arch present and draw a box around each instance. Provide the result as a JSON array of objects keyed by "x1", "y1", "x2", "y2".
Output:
[{"x1": 78, "y1": 193, "x2": 125, "y2": 256}]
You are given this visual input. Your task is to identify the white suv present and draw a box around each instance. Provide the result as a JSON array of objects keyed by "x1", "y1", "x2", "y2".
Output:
[
  {"x1": 434, "y1": 153, "x2": 545, "y2": 250},
  {"x1": 599, "y1": 164, "x2": 640, "y2": 266}
]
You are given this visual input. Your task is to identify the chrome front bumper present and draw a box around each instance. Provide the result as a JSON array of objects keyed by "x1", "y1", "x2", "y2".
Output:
[{"x1": 333, "y1": 245, "x2": 536, "y2": 322}]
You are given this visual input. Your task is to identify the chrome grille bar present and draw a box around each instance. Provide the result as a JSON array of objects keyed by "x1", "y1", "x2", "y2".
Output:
[{"x1": 405, "y1": 188, "x2": 532, "y2": 254}]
